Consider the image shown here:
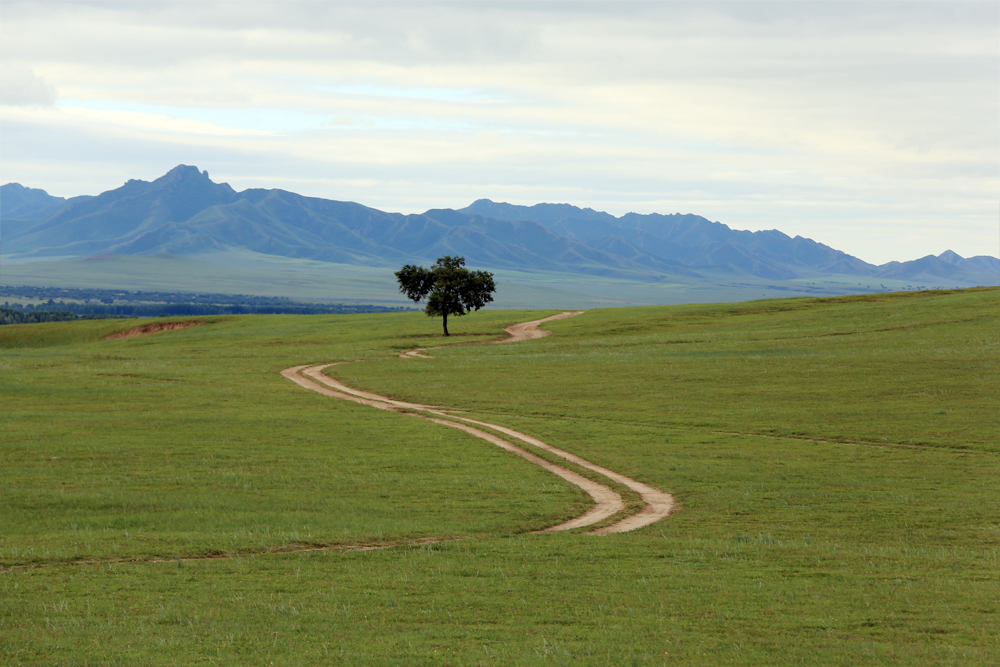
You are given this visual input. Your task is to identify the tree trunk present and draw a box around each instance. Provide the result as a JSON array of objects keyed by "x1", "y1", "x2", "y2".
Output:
[{"x1": 442, "y1": 311, "x2": 449, "y2": 336}]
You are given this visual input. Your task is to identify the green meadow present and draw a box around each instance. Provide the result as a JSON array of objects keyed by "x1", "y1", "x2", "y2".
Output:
[
  {"x1": 1, "y1": 288, "x2": 997, "y2": 665},
  {"x1": 2, "y1": 249, "x2": 914, "y2": 311}
]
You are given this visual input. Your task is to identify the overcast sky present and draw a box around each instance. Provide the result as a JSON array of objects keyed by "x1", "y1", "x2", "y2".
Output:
[{"x1": 1, "y1": 1, "x2": 997, "y2": 264}]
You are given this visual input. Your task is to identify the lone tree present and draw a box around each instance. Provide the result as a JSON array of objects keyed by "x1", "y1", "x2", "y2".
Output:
[{"x1": 395, "y1": 256, "x2": 496, "y2": 336}]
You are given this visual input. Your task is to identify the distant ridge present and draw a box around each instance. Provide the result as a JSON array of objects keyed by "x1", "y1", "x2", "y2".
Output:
[
  {"x1": 0, "y1": 183, "x2": 72, "y2": 219},
  {"x1": 2, "y1": 165, "x2": 997, "y2": 288}
]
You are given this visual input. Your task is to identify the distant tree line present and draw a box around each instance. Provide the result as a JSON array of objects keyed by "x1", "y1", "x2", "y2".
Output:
[
  {"x1": 0, "y1": 308, "x2": 108, "y2": 326},
  {"x1": 2, "y1": 302, "x2": 409, "y2": 317},
  {"x1": 1, "y1": 285, "x2": 415, "y2": 320}
]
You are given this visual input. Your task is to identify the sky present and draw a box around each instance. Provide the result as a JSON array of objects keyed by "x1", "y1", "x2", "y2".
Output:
[{"x1": 1, "y1": 0, "x2": 997, "y2": 265}]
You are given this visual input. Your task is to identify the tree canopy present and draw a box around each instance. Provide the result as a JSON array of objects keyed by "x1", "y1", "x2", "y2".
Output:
[{"x1": 395, "y1": 256, "x2": 496, "y2": 336}]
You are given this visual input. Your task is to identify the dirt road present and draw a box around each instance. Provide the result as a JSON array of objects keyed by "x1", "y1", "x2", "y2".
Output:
[{"x1": 283, "y1": 312, "x2": 673, "y2": 535}]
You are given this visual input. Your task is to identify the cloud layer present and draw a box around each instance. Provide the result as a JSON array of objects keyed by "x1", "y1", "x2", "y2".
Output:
[{"x1": 1, "y1": 1, "x2": 997, "y2": 263}]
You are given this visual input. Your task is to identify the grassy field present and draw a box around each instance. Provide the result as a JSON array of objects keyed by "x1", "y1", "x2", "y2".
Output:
[
  {"x1": 1, "y1": 288, "x2": 998, "y2": 665},
  {"x1": 2, "y1": 249, "x2": 934, "y2": 311}
]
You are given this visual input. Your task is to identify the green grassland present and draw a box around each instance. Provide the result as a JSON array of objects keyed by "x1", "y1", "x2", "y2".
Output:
[
  {"x1": 1, "y1": 288, "x2": 998, "y2": 665},
  {"x1": 1, "y1": 252, "x2": 412, "y2": 305},
  {"x1": 2, "y1": 249, "x2": 925, "y2": 311}
]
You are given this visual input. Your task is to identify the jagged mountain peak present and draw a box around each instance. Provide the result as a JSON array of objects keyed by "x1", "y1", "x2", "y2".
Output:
[
  {"x1": 156, "y1": 164, "x2": 213, "y2": 184},
  {"x1": 146, "y1": 164, "x2": 234, "y2": 195},
  {"x1": 1, "y1": 171, "x2": 996, "y2": 287},
  {"x1": 937, "y1": 249, "x2": 963, "y2": 264}
]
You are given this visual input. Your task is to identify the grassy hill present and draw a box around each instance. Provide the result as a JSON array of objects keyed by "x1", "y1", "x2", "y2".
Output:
[
  {"x1": 2, "y1": 287, "x2": 997, "y2": 665},
  {"x1": 2, "y1": 250, "x2": 953, "y2": 312}
]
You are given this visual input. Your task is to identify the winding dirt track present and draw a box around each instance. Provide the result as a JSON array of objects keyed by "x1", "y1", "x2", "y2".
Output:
[{"x1": 282, "y1": 312, "x2": 674, "y2": 535}]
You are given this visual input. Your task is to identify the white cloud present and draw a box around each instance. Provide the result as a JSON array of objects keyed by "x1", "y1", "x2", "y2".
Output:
[
  {"x1": 0, "y1": 1, "x2": 996, "y2": 263},
  {"x1": 0, "y1": 66, "x2": 57, "y2": 106}
]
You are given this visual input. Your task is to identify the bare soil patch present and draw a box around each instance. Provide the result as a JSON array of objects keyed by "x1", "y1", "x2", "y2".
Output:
[
  {"x1": 104, "y1": 321, "x2": 203, "y2": 340},
  {"x1": 499, "y1": 311, "x2": 585, "y2": 343}
]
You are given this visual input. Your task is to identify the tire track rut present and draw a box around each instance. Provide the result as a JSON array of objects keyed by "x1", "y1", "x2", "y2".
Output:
[{"x1": 285, "y1": 312, "x2": 674, "y2": 535}]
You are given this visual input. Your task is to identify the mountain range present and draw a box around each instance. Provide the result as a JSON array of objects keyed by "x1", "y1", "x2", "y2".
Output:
[{"x1": 2, "y1": 165, "x2": 997, "y2": 289}]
